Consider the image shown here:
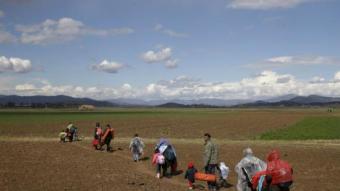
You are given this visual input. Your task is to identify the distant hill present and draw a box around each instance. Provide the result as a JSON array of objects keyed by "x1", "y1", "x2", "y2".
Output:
[
  {"x1": 289, "y1": 95, "x2": 340, "y2": 104},
  {"x1": 157, "y1": 102, "x2": 222, "y2": 108},
  {"x1": 264, "y1": 94, "x2": 298, "y2": 103},
  {"x1": 108, "y1": 98, "x2": 252, "y2": 106},
  {"x1": 237, "y1": 95, "x2": 340, "y2": 107},
  {"x1": 0, "y1": 95, "x2": 115, "y2": 108},
  {"x1": 157, "y1": 102, "x2": 187, "y2": 108}
]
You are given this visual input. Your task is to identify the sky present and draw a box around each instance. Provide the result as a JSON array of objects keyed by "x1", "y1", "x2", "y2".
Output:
[{"x1": 0, "y1": 0, "x2": 340, "y2": 100}]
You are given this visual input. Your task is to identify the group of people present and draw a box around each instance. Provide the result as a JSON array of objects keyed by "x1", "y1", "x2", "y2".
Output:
[
  {"x1": 150, "y1": 133, "x2": 293, "y2": 191},
  {"x1": 235, "y1": 147, "x2": 293, "y2": 191},
  {"x1": 61, "y1": 122, "x2": 293, "y2": 191},
  {"x1": 59, "y1": 122, "x2": 79, "y2": 142},
  {"x1": 92, "y1": 122, "x2": 115, "y2": 152}
]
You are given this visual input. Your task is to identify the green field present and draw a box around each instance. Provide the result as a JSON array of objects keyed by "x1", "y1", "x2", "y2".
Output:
[{"x1": 260, "y1": 116, "x2": 340, "y2": 140}]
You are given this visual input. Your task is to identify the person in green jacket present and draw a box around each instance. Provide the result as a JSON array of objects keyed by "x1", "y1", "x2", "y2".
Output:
[{"x1": 203, "y1": 133, "x2": 219, "y2": 191}]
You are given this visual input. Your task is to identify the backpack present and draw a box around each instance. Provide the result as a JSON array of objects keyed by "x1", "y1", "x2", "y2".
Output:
[
  {"x1": 70, "y1": 126, "x2": 76, "y2": 133},
  {"x1": 163, "y1": 146, "x2": 176, "y2": 161},
  {"x1": 132, "y1": 138, "x2": 141, "y2": 151}
]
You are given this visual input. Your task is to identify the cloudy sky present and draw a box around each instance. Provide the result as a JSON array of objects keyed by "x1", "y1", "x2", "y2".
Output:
[{"x1": 0, "y1": 0, "x2": 340, "y2": 100}]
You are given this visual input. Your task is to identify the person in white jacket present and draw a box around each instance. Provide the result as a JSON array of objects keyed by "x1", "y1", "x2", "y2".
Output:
[
  {"x1": 235, "y1": 148, "x2": 267, "y2": 191},
  {"x1": 218, "y1": 162, "x2": 229, "y2": 187},
  {"x1": 129, "y1": 134, "x2": 145, "y2": 162}
]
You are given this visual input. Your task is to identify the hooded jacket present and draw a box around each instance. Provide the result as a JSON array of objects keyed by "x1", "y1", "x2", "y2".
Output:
[
  {"x1": 185, "y1": 162, "x2": 198, "y2": 183},
  {"x1": 252, "y1": 150, "x2": 293, "y2": 189},
  {"x1": 266, "y1": 150, "x2": 293, "y2": 185}
]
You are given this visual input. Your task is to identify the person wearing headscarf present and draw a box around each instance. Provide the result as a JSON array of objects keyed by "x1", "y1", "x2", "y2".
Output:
[{"x1": 155, "y1": 138, "x2": 177, "y2": 176}]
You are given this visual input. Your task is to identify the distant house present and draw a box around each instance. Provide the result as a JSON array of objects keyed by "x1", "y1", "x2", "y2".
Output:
[{"x1": 78, "y1": 105, "x2": 95, "y2": 111}]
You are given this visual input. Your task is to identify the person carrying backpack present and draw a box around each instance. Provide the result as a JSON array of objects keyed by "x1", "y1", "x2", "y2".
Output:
[
  {"x1": 129, "y1": 134, "x2": 145, "y2": 162},
  {"x1": 155, "y1": 138, "x2": 178, "y2": 176}
]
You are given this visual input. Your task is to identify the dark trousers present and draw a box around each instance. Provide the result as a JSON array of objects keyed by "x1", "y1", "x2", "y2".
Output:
[
  {"x1": 68, "y1": 132, "x2": 74, "y2": 142},
  {"x1": 205, "y1": 164, "x2": 217, "y2": 190},
  {"x1": 157, "y1": 164, "x2": 167, "y2": 176},
  {"x1": 164, "y1": 158, "x2": 177, "y2": 175},
  {"x1": 269, "y1": 182, "x2": 292, "y2": 191},
  {"x1": 101, "y1": 138, "x2": 112, "y2": 151}
]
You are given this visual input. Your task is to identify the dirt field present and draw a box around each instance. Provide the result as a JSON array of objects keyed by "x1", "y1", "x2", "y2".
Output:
[
  {"x1": 1, "y1": 108, "x2": 339, "y2": 190},
  {"x1": 1, "y1": 139, "x2": 339, "y2": 191}
]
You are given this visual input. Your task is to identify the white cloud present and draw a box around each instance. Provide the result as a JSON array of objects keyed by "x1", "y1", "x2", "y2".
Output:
[
  {"x1": 334, "y1": 72, "x2": 340, "y2": 82},
  {"x1": 310, "y1": 76, "x2": 325, "y2": 83},
  {"x1": 141, "y1": 47, "x2": 172, "y2": 63},
  {"x1": 122, "y1": 83, "x2": 132, "y2": 90},
  {"x1": 0, "y1": 10, "x2": 4, "y2": 18},
  {"x1": 228, "y1": 0, "x2": 314, "y2": 10},
  {"x1": 165, "y1": 59, "x2": 179, "y2": 69},
  {"x1": 154, "y1": 24, "x2": 188, "y2": 38},
  {"x1": 16, "y1": 17, "x2": 134, "y2": 44},
  {"x1": 8, "y1": 71, "x2": 340, "y2": 100},
  {"x1": 0, "y1": 56, "x2": 33, "y2": 73},
  {"x1": 249, "y1": 55, "x2": 339, "y2": 68},
  {"x1": 142, "y1": 71, "x2": 340, "y2": 100},
  {"x1": 141, "y1": 47, "x2": 179, "y2": 69},
  {"x1": 92, "y1": 60, "x2": 125, "y2": 73},
  {"x1": 15, "y1": 84, "x2": 36, "y2": 91}
]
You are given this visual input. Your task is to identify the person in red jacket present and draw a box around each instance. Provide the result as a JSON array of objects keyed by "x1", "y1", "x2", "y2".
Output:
[{"x1": 252, "y1": 149, "x2": 293, "y2": 191}]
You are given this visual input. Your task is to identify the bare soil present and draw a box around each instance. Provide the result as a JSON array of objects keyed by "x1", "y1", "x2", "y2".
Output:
[{"x1": 1, "y1": 139, "x2": 339, "y2": 191}]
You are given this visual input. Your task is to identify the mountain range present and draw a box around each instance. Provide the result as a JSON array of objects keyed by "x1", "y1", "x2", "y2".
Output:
[
  {"x1": 0, "y1": 95, "x2": 114, "y2": 107},
  {"x1": 0, "y1": 94, "x2": 340, "y2": 108}
]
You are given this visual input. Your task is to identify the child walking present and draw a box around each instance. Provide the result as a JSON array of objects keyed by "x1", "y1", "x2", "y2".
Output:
[
  {"x1": 59, "y1": 129, "x2": 67, "y2": 143},
  {"x1": 152, "y1": 149, "x2": 165, "y2": 178},
  {"x1": 218, "y1": 162, "x2": 229, "y2": 188},
  {"x1": 185, "y1": 162, "x2": 198, "y2": 190}
]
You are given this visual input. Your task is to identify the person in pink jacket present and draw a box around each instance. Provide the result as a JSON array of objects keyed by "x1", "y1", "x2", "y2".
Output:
[{"x1": 152, "y1": 148, "x2": 166, "y2": 178}]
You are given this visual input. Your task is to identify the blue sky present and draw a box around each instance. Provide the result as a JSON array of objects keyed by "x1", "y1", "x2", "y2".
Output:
[{"x1": 0, "y1": 0, "x2": 340, "y2": 100}]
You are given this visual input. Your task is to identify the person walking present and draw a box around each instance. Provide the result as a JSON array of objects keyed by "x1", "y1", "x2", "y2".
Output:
[
  {"x1": 203, "y1": 133, "x2": 218, "y2": 191},
  {"x1": 185, "y1": 162, "x2": 198, "y2": 190},
  {"x1": 155, "y1": 138, "x2": 178, "y2": 177},
  {"x1": 251, "y1": 150, "x2": 293, "y2": 191},
  {"x1": 129, "y1": 133, "x2": 145, "y2": 162},
  {"x1": 101, "y1": 124, "x2": 114, "y2": 152},
  {"x1": 235, "y1": 147, "x2": 267, "y2": 191},
  {"x1": 152, "y1": 148, "x2": 166, "y2": 179},
  {"x1": 93, "y1": 122, "x2": 102, "y2": 150}
]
